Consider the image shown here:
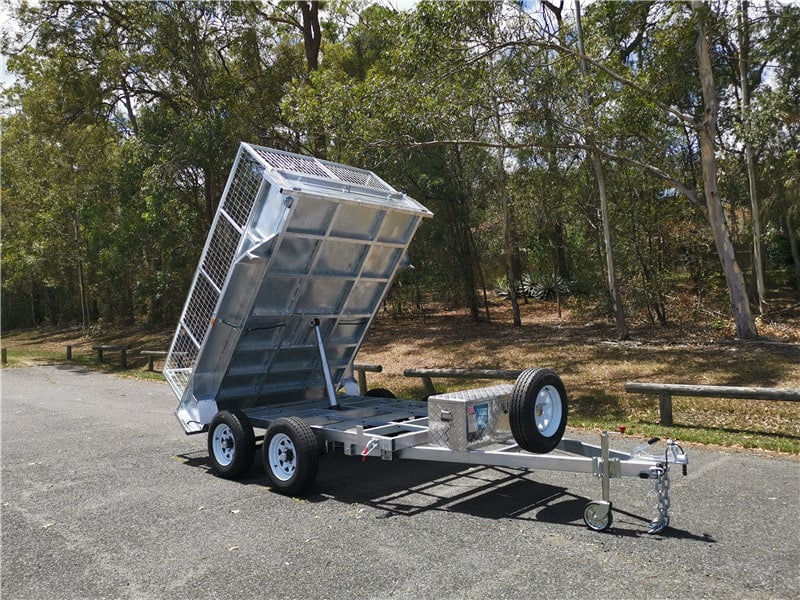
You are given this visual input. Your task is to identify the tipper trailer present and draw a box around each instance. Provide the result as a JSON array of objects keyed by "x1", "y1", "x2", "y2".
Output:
[{"x1": 165, "y1": 143, "x2": 687, "y2": 533}]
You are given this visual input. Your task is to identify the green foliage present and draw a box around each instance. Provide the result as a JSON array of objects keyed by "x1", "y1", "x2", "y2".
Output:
[
  {"x1": 494, "y1": 273, "x2": 571, "y2": 301},
  {"x1": 523, "y1": 273, "x2": 571, "y2": 301},
  {"x1": 2, "y1": 0, "x2": 798, "y2": 332}
]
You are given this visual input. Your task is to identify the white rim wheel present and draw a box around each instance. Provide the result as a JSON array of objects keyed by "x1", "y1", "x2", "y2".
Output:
[
  {"x1": 207, "y1": 410, "x2": 256, "y2": 479},
  {"x1": 535, "y1": 385, "x2": 563, "y2": 437},
  {"x1": 268, "y1": 433, "x2": 297, "y2": 482},
  {"x1": 211, "y1": 423, "x2": 236, "y2": 467},
  {"x1": 509, "y1": 368, "x2": 569, "y2": 454}
]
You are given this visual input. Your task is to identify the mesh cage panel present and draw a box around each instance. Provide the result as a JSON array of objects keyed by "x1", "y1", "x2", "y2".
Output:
[
  {"x1": 254, "y1": 148, "x2": 392, "y2": 192},
  {"x1": 324, "y1": 163, "x2": 391, "y2": 191},
  {"x1": 164, "y1": 324, "x2": 200, "y2": 393},
  {"x1": 184, "y1": 275, "x2": 218, "y2": 343},
  {"x1": 223, "y1": 152, "x2": 263, "y2": 228},
  {"x1": 203, "y1": 216, "x2": 240, "y2": 290},
  {"x1": 166, "y1": 149, "x2": 265, "y2": 398},
  {"x1": 255, "y1": 148, "x2": 331, "y2": 179}
]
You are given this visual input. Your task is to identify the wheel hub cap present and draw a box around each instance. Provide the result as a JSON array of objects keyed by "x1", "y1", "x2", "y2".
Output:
[
  {"x1": 534, "y1": 385, "x2": 562, "y2": 437},
  {"x1": 269, "y1": 433, "x2": 297, "y2": 482},
  {"x1": 212, "y1": 424, "x2": 236, "y2": 466}
]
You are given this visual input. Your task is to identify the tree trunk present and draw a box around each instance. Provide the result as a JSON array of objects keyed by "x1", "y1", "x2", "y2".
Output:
[
  {"x1": 593, "y1": 157, "x2": 628, "y2": 339},
  {"x1": 29, "y1": 286, "x2": 37, "y2": 328},
  {"x1": 503, "y1": 189, "x2": 522, "y2": 327},
  {"x1": 299, "y1": 0, "x2": 326, "y2": 156},
  {"x1": 786, "y1": 211, "x2": 800, "y2": 291},
  {"x1": 462, "y1": 220, "x2": 481, "y2": 322},
  {"x1": 73, "y1": 215, "x2": 88, "y2": 329},
  {"x1": 203, "y1": 162, "x2": 220, "y2": 225},
  {"x1": 299, "y1": 1, "x2": 321, "y2": 72},
  {"x1": 737, "y1": 0, "x2": 767, "y2": 317},
  {"x1": 694, "y1": 2, "x2": 758, "y2": 338},
  {"x1": 575, "y1": 0, "x2": 628, "y2": 340},
  {"x1": 492, "y1": 103, "x2": 521, "y2": 326},
  {"x1": 77, "y1": 260, "x2": 88, "y2": 329}
]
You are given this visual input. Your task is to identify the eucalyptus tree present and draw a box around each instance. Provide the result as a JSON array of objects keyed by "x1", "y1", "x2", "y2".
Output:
[
  {"x1": 446, "y1": 0, "x2": 765, "y2": 338},
  {"x1": 730, "y1": 1, "x2": 800, "y2": 291},
  {"x1": 736, "y1": 0, "x2": 766, "y2": 316},
  {"x1": 573, "y1": 0, "x2": 628, "y2": 339},
  {"x1": 283, "y1": 1, "x2": 510, "y2": 320},
  {"x1": 2, "y1": 0, "x2": 327, "y2": 327},
  {"x1": 580, "y1": 0, "x2": 796, "y2": 334}
]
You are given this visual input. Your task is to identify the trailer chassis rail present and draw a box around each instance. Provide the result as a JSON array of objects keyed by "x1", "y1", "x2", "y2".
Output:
[
  {"x1": 245, "y1": 396, "x2": 687, "y2": 533},
  {"x1": 361, "y1": 428, "x2": 685, "y2": 534}
]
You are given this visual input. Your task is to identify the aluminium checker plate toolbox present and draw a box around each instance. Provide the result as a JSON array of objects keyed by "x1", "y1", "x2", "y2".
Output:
[{"x1": 427, "y1": 385, "x2": 512, "y2": 450}]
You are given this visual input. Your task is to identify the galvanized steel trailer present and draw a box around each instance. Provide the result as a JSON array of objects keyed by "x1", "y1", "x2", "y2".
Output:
[{"x1": 165, "y1": 143, "x2": 687, "y2": 533}]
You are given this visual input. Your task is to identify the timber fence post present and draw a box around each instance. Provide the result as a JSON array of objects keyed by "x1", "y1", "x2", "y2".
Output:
[{"x1": 659, "y1": 392, "x2": 674, "y2": 426}]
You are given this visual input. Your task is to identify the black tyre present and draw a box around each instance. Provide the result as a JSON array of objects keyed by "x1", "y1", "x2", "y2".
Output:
[
  {"x1": 509, "y1": 367, "x2": 568, "y2": 453},
  {"x1": 262, "y1": 417, "x2": 319, "y2": 495},
  {"x1": 364, "y1": 388, "x2": 396, "y2": 399},
  {"x1": 207, "y1": 409, "x2": 256, "y2": 479}
]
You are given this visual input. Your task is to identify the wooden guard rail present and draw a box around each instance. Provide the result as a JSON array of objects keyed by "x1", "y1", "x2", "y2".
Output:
[
  {"x1": 92, "y1": 344, "x2": 130, "y2": 369},
  {"x1": 403, "y1": 368, "x2": 523, "y2": 397},
  {"x1": 625, "y1": 382, "x2": 800, "y2": 426},
  {"x1": 140, "y1": 350, "x2": 168, "y2": 371},
  {"x1": 353, "y1": 363, "x2": 382, "y2": 395}
]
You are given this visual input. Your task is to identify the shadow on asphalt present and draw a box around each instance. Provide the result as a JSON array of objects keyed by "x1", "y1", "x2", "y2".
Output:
[
  {"x1": 55, "y1": 364, "x2": 94, "y2": 374},
  {"x1": 175, "y1": 448, "x2": 715, "y2": 542}
]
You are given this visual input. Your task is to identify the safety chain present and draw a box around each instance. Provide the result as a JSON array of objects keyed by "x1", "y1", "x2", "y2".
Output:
[{"x1": 647, "y1": 464, "x2": 671, "y2": 534}]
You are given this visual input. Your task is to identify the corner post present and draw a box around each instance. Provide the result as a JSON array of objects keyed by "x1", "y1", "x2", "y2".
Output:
[{"x1": 659, "y1": 393, "x2": 674, "y2": 426}]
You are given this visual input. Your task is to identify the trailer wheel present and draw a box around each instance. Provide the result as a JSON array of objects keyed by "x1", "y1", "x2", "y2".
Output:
[
  {"x1": 365, "y1": 388, "x2": 396, "y2": 398},
  {"x1": 208, "y1": 410, "x2": 256, "y2": 479},
  {"x1": 583, "y1": 501, "x2": 613, "y2": 532},
  {"x1": 509, "y1": 368, "x2": 568, "y2": 453},
  {"x1": 263, "y1": 417, "x2": 319, "y2": 495}
]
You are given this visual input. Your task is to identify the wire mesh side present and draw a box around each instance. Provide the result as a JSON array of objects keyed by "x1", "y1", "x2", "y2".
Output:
[
  {"x1": 202, "y1": 216, "x2": 240, "y2": 290},
  {"x1": 183, "y1": 275, "x2": 218, "y2": 344},
  {"x1": 164, "y1": 324, "x2": 200, "y2": 393},
  {"x1": 165, "y1": 148, "x2": 265, "y2": 399},
  {"x1": 253, "y1": 148, "x2": 332, "y2": 180},
  {"x1": 323, "y1": 162, "x2": 391, "y2": 191},
  {"x1": 252, "y1": 146, "x2": 392, "y2": 192},
  {"x1": 222, "y1": 151, "x2": 264, "y2": 228}
]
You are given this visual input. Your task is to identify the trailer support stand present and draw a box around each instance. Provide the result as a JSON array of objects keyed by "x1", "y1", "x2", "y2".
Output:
[
  {"x1": 580, "y1": 431, "x2": 615, "y2": 532},
  {"x1": 312, "y1": 318, "x2": 339, "y2": 410},
  {"x1": 601, "y1": 431, "x2": 611, "y2": 502}
]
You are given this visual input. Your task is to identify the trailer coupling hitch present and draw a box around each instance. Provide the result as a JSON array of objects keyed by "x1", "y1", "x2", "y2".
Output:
[
  {"x1": 665, "y1": 439, "x2": 689, "y2": 476},
  {"x1": 634, "y1": 438, "x2": 688, "y2": 476}
]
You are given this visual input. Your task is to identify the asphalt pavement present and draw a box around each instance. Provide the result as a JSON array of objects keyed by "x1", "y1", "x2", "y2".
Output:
[{"x1": 2, "y1": 365, "x2": 798, "y2": 599}]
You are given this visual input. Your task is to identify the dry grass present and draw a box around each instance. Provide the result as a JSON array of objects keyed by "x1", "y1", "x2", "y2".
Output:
[
  {"x1": 3, "y1": 297, "x2": 799, "y2": 452},
  {"x1": 357, "y1": 300, "x2": 800, "y2": 452}
]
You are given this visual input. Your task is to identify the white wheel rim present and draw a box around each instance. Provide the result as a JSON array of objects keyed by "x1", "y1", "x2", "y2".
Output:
[
  {"x1": 268, "y1": 433, "x2": 297, "y2": 482},
  {"x1": 534, "y1": 385, "x2": 563, "y2": 438},
  {"x1": 212, "y1": 423, "x2": 236, "y2": 467}
]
